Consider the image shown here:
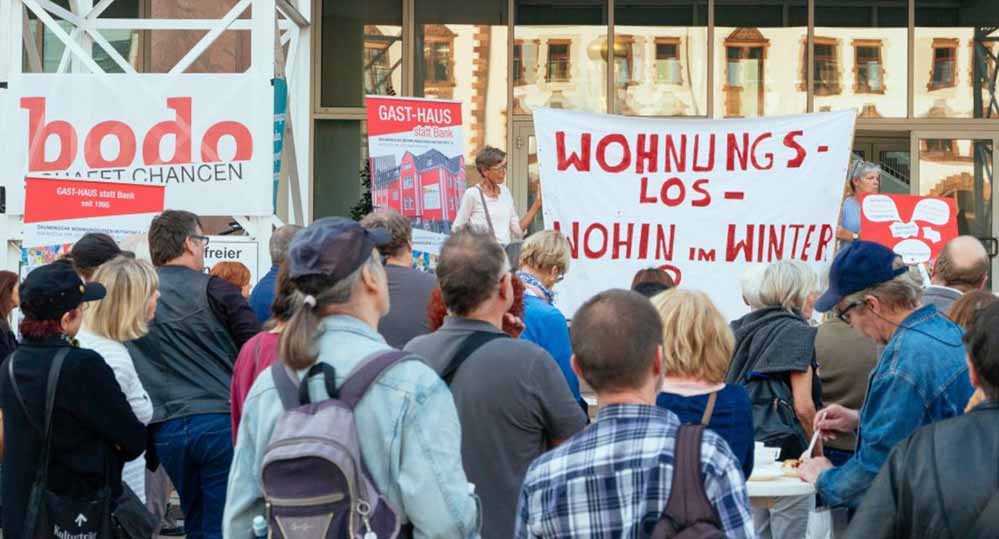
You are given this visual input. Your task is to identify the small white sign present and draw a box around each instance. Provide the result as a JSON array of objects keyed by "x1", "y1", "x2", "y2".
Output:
[{"x1": 204, "y1": 236, "x2": 260, "y2": 286}]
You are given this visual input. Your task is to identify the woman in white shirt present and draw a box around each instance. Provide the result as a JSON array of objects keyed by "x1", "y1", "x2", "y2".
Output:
[
  {"x1": 453, "y1": 146, "x2": 543, "y2": 245},
  {"x1": 78, "y1": 255, "x2": 159, "y2": 503}
]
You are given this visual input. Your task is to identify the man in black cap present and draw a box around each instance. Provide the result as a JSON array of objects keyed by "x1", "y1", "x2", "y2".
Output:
[
  {"x1": 797, "y1": 240, "x2": 973, "y2": 510},
  {"x1": 224, "y1": 217, "x2": 481, "y2": 538},
  {"x1": 847, "y1": 300, "x2": 999, "y2": 536},
  {"x1": 0, "y1": 262, "x2": 146, "y2": 539}
]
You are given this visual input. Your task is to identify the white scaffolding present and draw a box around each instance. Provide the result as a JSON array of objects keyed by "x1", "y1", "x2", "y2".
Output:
[{"x1": 0, "y1": 0, "x2": 312, "y2": 272}]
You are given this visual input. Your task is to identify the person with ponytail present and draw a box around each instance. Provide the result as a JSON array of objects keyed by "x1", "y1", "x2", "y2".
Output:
[{"x1": 224, "y1": 217, "x2": 481, "y2": 539}]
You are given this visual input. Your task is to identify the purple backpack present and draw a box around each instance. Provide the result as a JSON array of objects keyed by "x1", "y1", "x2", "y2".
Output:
[{"x1": 262, "y1": 350, "x2": 413, "y2": 539}]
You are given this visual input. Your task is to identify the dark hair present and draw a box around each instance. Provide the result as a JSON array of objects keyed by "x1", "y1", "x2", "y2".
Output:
[
  {"x1": 948, "y1": 290, "x2": 998, "y2": 330},
  {"x1": 963, "y1": 301, "x2": 999, "y2": 400},
  {"x1": 436, "y1": 227, "x2": 508, "y2": 316},
  {"x1": 360, "y1": 210, "x2": 412, "y2": 259},
  {"x1": 427, "y1": 274, "x2": 526, "y2": 336},
  {"x1": 633, "y1": 281, "x2": 670, "y2": 299},
  {"x1": 631, "y1": 267, "x2": 675, "y2": 290},
  {"x1": 149, "y1": 210, "x2": 202, "y2": 267},
  {"x1": 69, "y1": 233, "x2": 122, "y2": 280},
  {"x1": 570, "y1": 289, "x2": 663, "y2": 392},
  {"x1": 0, "y1": 271, "x2": 18, "y2": 317},
  {"x1": 19, "y1": 319, "x2": 65, "y2": 340},
  {"x1": 269, "y1": 262, "x2": 299, "y2": 325},
  {"x1": 269, "y1": 224, "x2": 303, "y2": 265}
]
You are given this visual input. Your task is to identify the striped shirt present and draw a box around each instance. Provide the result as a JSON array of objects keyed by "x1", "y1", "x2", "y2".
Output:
[{"x1": 515, "y1": 403, "x2": 755, "y2": 538}]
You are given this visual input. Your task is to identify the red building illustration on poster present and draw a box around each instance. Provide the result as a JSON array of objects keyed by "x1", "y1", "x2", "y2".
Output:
[{"x1": 372, "y1": 149, "x2": 466, "y2": 234}]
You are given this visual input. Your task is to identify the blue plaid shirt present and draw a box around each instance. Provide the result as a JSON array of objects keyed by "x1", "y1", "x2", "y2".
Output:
[{"x1": 514, "y1": 404, "x2": 755, "y2": 538}]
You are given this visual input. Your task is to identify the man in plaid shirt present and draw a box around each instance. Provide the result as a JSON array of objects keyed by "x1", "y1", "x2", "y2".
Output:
[{"x1": 514, "y1": 290, "x2": 755, "y2": 538}]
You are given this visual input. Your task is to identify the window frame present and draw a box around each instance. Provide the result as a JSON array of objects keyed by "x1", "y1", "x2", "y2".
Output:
[
  {"x1": 928, "y1": 37, "x2": 959, "y2": 91},
  {"x1": 853, "y1": 39, "x2": 886, "y2": 95},
  {"x1": 723, "y1": 29, "x2": 769, "y2": 118},
  {"x1": 423, "y1": 24, "x2": 457, "y2": 88},
  {"x1": 654, "y1": 37, "x2": 682, "y2": 85},
  {"x1": 806, "y1": 36, "x2": 842, "y2": 96},
  {"x1": 546, "y1": 39, "x2": 572, "y2": 83}
]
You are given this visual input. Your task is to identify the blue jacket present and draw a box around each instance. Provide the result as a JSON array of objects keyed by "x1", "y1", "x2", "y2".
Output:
[
  {"x1": 223, "y1": 315, "x2": 481, "y2": 538},
  {"x1": 816, "y1": 305, "x2": 973, "y2": 508},
  {"x1": 247, "y1": 264, "x2": 278, "y2": 324},
  {"x1": 520, "y1": 295, "x2": 582, "y2": 403}
]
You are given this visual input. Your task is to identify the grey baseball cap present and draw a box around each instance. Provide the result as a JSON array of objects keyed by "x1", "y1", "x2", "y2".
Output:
[{"x1": 287, "y1": 217, "x2": 391, "y2": 281}]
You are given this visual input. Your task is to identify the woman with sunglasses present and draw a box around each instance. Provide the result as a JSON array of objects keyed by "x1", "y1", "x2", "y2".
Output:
[{"x1": 453, "y1": 146, "x2": 542, "y2": 245}]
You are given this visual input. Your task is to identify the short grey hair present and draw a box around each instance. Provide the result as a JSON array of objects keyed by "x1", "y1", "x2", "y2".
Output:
[
  {"x1": 475, "y1": 146, "x2": 506, "y2": 175},
  {"x1": 843, "y1": 259, "x2": 923, "y2": 311},
  {"x1": 323, "y1": 252, "x2": 382, "y2": 306},
  {"x1": 848, "y1": 160, "x2": 881, "y2": 193},
  {"x1": 740, "y1": 263, "x2": 768, "y2": 310},
  {"x1": 758, "y1": 260, "x2": 819, "y2": 312},
  {"x1": 270, "y1": 225, "x2": 303, "y2": 265}
]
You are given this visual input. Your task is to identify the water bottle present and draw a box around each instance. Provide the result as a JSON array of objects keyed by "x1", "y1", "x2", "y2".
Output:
[{"x1": 252, "y1": 515, "x2": 268, "y2": 539}]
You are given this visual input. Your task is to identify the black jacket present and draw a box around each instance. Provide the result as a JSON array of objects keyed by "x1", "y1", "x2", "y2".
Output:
[
  {"x1": 0, "y1": 336, "x2": 146, "y2": 539},
  {"x1": 847, "y1": 401, "x2": 999, "y2": 538}
]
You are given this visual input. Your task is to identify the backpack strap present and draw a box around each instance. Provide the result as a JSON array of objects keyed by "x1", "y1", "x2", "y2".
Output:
[
  {"x1": 441, "y1": 331, "x2": 507, "y2": 385},
  {"x1": 271, "y1": 362, "x2": 303, "y2": 411},
  {"x1": 652, "y1": 424, "x2": 723, "y2": 538},
  {"x1": 700, "y1": 392, "x2": 718, "y2": 425},
  {"x1": 337, "y1": 350, "x2": 411, "y2": 409}
]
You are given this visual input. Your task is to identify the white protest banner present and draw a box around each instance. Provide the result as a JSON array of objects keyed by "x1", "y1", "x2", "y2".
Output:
[
  {"x1": 534, "y1": 108, "x2": 856, "y2": 319},
  {"x1": 2, "y1": 74, "x2": 274, "y2": 216},
  {"x1": 205, "y1": 236, "x2": 260, "y2": 287},
  {"x1": 366, "y1": 96, "x2": 466, "y2": 259}
]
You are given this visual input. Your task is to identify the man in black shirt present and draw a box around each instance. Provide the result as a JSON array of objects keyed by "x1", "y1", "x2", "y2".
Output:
[{"x1": 143, "y1": 210, "x2": 259, "y2": 539}]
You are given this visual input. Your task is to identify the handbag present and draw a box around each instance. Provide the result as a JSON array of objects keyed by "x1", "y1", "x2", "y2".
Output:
[
  {"x1": 10, "y1": 348, "x2": 115, "y2": 539},
  {"x1": 477, "y1": 186, "x2": 524, "y2": 265},
  {"x1": 112, "y1": 482, "x2": 157, "y2": 539}
]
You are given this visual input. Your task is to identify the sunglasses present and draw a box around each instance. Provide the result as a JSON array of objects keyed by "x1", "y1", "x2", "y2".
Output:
[{"x1": 836, "y1": 300, "x2": 864, "y2": 324}]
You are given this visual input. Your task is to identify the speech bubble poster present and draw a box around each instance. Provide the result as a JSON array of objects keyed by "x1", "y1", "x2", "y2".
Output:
[{"x1": 859, "y1": 192, "x2": 958, "y2": 265}]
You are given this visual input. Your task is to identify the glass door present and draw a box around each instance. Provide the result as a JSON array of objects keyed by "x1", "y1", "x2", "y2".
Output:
[
  {"x1": 912, "y1": 132, "x2": 999, "y2": 287},
  {"x1": 510, "y1": 121, "x2": 545, "y2": 235}
]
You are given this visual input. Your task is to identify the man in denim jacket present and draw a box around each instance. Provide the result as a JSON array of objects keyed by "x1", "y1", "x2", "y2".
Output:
[
  {"x1": 223, "y1": 218, "x2": 481, "y2": 538},
  {"x1": 798, "y1": 240, "x2": 973, "y2": 509}
]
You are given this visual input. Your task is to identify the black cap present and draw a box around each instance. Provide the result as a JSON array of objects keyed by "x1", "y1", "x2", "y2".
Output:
[
  {"x1": 70, "y1": 233, "x2": 122, "y2": 270},
  {"x1": 288, "y1": 217, "x2": 391, "y2": 281},
  {"x1": 20, "y1": 261, "x2": 106, "y2": 320}
]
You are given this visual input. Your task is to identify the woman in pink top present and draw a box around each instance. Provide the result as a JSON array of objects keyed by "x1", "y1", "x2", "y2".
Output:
[{"x1": 230, "y1": 264, "x2": 299, "y2": 441}]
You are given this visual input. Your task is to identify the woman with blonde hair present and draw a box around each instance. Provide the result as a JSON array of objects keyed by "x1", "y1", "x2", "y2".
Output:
[
  {"x1": 653, "y1": 289, "x2": 754, "y2": 478},
  {"x1": 516, "y1": 230, "x2": 584, "y2": 409},
  {"x1": 77, "y1": 255, "x2": 159, "y2": 503}
]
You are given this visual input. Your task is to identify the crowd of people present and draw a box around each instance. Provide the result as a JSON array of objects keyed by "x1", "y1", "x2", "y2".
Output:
[{"x1": 0, "y1": 157, "x2": 997, "y2": 539}]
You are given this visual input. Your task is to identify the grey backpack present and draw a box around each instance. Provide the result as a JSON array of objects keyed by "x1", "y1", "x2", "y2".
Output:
[{"x1": 262, "y1": 350, "x2": 413, "y2": 539}]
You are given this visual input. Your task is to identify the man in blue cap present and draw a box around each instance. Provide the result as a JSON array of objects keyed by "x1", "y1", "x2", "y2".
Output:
[{"x1": 797, "y1": 240, "x2": 973, "y2": 510}]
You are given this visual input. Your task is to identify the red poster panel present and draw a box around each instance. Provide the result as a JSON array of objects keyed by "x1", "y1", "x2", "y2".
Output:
[
  {"x1": 859, "y1": 192, "x2": 958, "y2": 264},
  {"x1": 24, "y1": 176, "x2": 166, "y2": 223}
]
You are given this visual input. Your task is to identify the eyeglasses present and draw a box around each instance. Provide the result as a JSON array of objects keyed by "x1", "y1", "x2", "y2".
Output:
[
  {"x1": 554, "y1": 271, "x2": 566, "y2": 284},
  {"x1": 490, "y1": 163, "x2": 508, "y2": 172},
  {"x1": 189, "y1": 234, "x2": 210, "y2": 246},
  {"x1": 836, "y1": 300, "x2": 864, "y2": 324}
]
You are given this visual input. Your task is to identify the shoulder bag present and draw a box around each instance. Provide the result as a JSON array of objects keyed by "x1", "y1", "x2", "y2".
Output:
[
  {"x1": 477, "y1": 186, "x2": 524, "y2": 264},
  {"x1": 10, "y1": 348, "x2": 116, "y2": 539}
]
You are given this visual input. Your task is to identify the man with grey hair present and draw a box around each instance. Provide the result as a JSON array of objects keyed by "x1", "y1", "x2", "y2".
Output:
[
  {"x1": 248, "y1": 224, "x2": 303, "y2": 323},
  {"x1": 798, "y1": 240, "x2": 973, "y2": 510},
  {"x1": 361, "y1": 209, "x2": 436, "y2": 347},
  {"x1": 923, "y1": 235, "x2": 990, "y2": 313}
]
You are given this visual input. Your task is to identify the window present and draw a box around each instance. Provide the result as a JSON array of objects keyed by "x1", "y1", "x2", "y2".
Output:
[
  {"x1": 425, "y1": 41, "x2": 453, "y2": 84},
  {"x1": 613, "y1": 37, "x2": 635, "y2": 86},
  {"x1": 514, "y1": 43, "x2": 524, "y2": 85},
  {"x1": 854, "y1": 40, "x2": 885, "y2": 94},
  {"x1": 364, "y1": 27, "x2": 396, "y2": 96},
  {"x1": 929, "y1": 38, "x2": 958, "y2": 90},
  {"x1": 655, "y1": 38, "x2": 682, "y2": 84},
  {"x1": 812, "y1": 38, "x2": 841, "y2": 95},
  {"x1": 922, "y1": 139, "x2": 959, "y2": 159},
  {"x1": 404, "y1": 176, "x2": 413, "y2": 188},
  {"x1": 723, "y1": 32, "x2": 767, "y2": 118},
  {"x1": 546, "y1": 42, "x2": 570, "y2": 82}
]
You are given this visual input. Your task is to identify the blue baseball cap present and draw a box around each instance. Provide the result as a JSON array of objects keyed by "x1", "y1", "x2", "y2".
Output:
[
  {"x1": 815, "y1": 240, "x2": 909, "y2": 313},
  {"x1": 287, "y1": 217, "x2": 390, "y2": 281}
]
